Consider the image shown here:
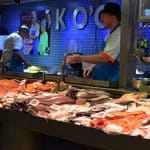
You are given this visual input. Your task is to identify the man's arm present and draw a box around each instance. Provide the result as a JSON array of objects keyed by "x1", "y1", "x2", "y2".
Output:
[
  {"x1": 141, "y1": 57, "x2": 150, "y2": 63},
  {"x1": 13, "y1": 50, "x2": 31, "y2": 67},
  {"x1": 80, "y1": 53, "x2": 109, "y2": 64},
  {"x1": 66, "y1": 53, "x2": 108, "y2": 64}
]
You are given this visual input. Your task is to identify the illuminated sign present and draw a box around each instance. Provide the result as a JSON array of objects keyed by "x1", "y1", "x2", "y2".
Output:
[{"x1": 55, "y1": 5, "x2": 104, "y2": 30}]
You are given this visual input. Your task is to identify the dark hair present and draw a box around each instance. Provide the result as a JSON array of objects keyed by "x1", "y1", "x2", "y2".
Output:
[
  {"x1": 102, "y1": 2, "x2": 121, "y2": 22},
  {"x1": 115, "y1": 13, "x2": 121, "y2": 22}
]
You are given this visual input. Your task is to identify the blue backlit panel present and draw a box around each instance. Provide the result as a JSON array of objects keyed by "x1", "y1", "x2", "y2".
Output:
[{"x1": 0, "y1": 0, "x2": 122, "y2": 66}]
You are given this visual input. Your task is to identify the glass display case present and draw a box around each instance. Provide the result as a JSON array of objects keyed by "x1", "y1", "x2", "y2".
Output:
[{"x1": 139, "y1": 0, "x2": 150, "y2": 22}]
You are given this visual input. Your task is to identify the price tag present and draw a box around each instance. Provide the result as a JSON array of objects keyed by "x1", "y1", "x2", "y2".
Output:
[{"x1": 29, "y1": 99, "x2": 40, "y2": 107}]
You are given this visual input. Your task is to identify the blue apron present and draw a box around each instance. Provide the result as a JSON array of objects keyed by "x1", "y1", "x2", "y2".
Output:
[
  {"x1": 92, "y1": 40, "x2": 119, "y2": 82},
  {"x1": 7, "y1": 50, "x2": 24, "y2": 72},
  {"x1": 92, "y1": 59, "x2": 119, "y2": 82}
]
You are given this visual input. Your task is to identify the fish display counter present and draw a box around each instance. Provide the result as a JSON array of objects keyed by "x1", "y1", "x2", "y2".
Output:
[{"x1": 0, "y1": 77, "x2": 149, "y2": 150}]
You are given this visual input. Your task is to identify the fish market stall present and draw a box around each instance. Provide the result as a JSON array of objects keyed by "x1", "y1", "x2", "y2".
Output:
[{"x1": 0, "y1": 0, "x2": 150, "y2": 150}]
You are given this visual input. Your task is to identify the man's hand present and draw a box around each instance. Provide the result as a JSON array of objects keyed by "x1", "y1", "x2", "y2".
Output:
[
  {"x1": 29, "y1": 35, "x2": 37, "y2": 40},
  {"x1": 13, "y1": 50, "x2": 31, "y2": 68},
  {"x1": 83, "y1": 65, "x2": 95, "y2": 78},
  {"x1": 24, "y1": 62, "x2": 31, "y2": 68},
  {"x1": 66, "y1": 54, "x2": 81, "y2": 64}
]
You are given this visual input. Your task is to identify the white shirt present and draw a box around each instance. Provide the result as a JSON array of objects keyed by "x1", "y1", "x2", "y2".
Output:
[
  {"x1": 4, "y1": 32, "x2": 23, "y2": 51},
  {"x1": 100, "y1": 26, "x2": 121, "y2": 63},
  {"x1": 29, "y1": 23, "x2": 40, "y2": 37}
]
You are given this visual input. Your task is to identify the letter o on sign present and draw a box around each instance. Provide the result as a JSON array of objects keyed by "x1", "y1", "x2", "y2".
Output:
[{"x1": 73, "y1": 7, "x2": 88, "y2": 29}]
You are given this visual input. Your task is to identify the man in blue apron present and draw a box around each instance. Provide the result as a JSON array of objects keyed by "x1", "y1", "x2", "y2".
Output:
[
  {"x1": 66, "y1": 2, "x2": 121, "y2": 82},
  {"x1": 3, "y1": 25, "x2": 31, "y2": 72}
]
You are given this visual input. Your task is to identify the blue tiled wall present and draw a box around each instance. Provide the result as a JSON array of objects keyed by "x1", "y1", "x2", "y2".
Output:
[{"x1": 0, "y1": 0, "x2": 121, "y2": 67}]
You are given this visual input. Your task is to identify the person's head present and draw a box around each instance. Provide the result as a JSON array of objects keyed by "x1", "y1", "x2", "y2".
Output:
[
  {"x1": 18, "y1": 25, "x2": 29, "y2": 39},
  {"x1": 101, "y1": 2, "x2": 121, "y2": 29},
  {"x1": 46, "y1": 13, "x2": 51, "y2": 21},
  {"x1": 31, "y1": 17, "x2": 37, "y2": 25},
  {"x1": 45, "y1": 10, "x2": 51, "y2": 21}
]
